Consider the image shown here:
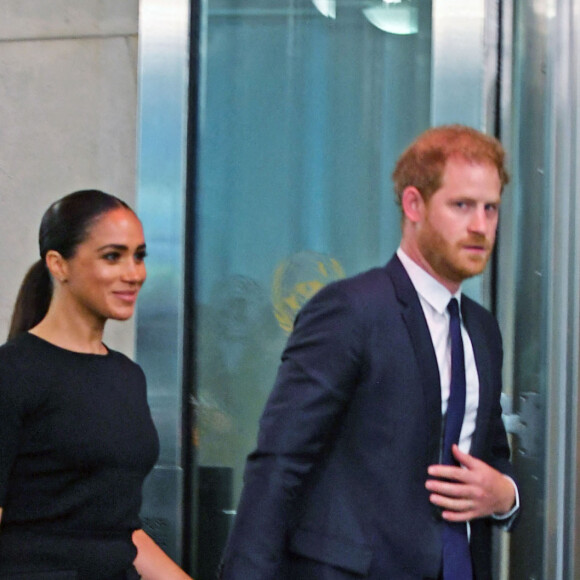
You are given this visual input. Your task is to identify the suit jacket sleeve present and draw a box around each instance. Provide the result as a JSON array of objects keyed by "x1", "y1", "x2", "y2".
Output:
[
  {"x1": 218, "y1": 281, "x2": 365, "y2": 579},
  {"x1": 464, "y1": 299, "x2": 520, "y2": 529}
]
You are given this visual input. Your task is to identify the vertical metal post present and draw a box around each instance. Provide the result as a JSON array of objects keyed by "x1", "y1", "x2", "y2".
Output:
[{"x1": 135, "y1": 0, "x2": 191, "y2": 566}]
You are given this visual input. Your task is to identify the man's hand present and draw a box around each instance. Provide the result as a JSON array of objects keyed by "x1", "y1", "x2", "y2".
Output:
[{"x1": 425, "y1": 445, "x2": 516, "y2": 522}]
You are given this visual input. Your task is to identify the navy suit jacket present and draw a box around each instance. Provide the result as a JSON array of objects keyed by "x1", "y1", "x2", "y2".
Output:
[{"x1": 219, "y1": 255, "x2": 516, "y2": 579}]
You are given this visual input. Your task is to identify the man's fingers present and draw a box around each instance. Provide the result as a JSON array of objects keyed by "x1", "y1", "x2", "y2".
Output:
[
  {"x1": 428, "y1": 447, "x2": 486, "y2": 481},
  {"x1": 428, "y1": 492, "x2": 473, "y2": 511},
  {"x1": 427, "y1": 464, "x2": 470, "y2": 482},
  {"x1": 426, "y1": 455, "x2": 517, "y2": 519},
  {"x1": 428, "y1": 492, "x2": 479, "y2": 522},
  {"x1": 440, "y1": 508, "x2": 479, "y2": 522},
  {"x1": 451, "y1": 444, "x2": 479, "y2": 467},
  {"x1": 425, "y1": 478, "x2": 469, "y2": 498}
]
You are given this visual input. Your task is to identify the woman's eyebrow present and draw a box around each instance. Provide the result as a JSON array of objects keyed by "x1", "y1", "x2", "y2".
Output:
[{"x1": 96, "y1": 243, "x2": 147, "y2": 251}]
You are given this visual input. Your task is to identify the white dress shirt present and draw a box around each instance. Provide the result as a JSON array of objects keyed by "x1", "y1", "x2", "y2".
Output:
[{"x1": 397, "y1": 248, "x2": 478, "y2": 454}]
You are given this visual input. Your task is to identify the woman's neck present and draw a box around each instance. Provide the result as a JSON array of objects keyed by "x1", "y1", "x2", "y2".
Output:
[{"x1": 30, "y1": 305, "x2": 107, "y2": 355}]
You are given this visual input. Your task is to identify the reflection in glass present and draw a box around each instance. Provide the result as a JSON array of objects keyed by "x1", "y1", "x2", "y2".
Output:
[
  {"x1": 363, "y1": 0, "x2": 419, "y2": 35},
  {"x1": 197, "y1": 274, "x2": 281, "y2": 497},
  {"x1": 272, "y1": 250, "x2": 345, "y2": 333},
  {"x1": 312, "y1": 0, "x2": 336, "y2": 19}
]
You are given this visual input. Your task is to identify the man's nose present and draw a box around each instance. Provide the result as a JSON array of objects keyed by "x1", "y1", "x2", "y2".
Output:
[{"x1": 468, "y1": 207, "x2": 487, "y2": 234}]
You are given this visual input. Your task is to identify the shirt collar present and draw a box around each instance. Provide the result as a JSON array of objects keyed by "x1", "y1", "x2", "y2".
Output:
[{"x1": 396, "y1": 247, "x2": 461, "y2": 315}]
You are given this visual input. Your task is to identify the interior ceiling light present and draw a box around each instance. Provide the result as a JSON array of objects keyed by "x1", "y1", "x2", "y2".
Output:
[
  {"x1": 312, "y1": 0, "x2": 336, "y2": 19},
  {"x1": 363, "y1": 0, "x2": 418, "y2": 35}
]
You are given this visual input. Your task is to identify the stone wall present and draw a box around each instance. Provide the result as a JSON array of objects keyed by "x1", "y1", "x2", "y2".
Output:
[{"x1": 0, "y1": 0, "x2": 140, "y2": 353}]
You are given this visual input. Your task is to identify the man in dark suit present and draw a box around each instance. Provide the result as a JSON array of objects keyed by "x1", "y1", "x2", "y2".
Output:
[{"x1": 219, "y1": 125, "x2": 519, "y2": 579}]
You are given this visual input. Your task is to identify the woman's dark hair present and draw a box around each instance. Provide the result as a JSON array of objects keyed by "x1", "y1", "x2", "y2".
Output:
[{"x1": 8, "y1": 189, "x2": 132, "y2": 340}]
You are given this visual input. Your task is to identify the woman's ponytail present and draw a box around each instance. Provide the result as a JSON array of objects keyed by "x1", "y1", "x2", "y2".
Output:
[{"x1": 8, "y1": 260, "x2": 53, "y2": 340}]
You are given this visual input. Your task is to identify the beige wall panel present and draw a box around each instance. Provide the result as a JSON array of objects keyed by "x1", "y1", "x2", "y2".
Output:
[
  {"x1": 0, "y1": 26, "x2": 139, "y2": 353},
  {"x1": 0, "y1": 0, "x2": 138, "y2": 40}
]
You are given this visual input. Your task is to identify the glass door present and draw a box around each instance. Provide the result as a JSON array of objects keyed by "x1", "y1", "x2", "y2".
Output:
[
  {"x1": 136, "y1": 0, "x2": 500, "y2": 577},
  {"x1": 193, "y1": 4, "x2": 430, "y2": 577},
  {"x1": 190, "y1": 0, "x2": 491, "y2": 577},
  {"x1": 194, "y1": 0, "x2": 431, "y2": 504}
]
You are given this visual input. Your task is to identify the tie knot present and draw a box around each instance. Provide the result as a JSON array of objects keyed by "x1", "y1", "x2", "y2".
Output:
[{"x1": 447, "y1": 297, "x2": 460, "y2": 319}]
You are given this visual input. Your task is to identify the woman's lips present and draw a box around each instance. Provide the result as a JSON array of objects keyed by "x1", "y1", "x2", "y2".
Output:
[{"x1": 113, "y1": 290, "x2": 139, "y2": 302}]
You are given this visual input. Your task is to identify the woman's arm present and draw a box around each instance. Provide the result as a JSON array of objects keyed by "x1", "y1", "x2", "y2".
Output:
[{"x1": 132, "y1": 529, "x2": 193, "y2": 580}]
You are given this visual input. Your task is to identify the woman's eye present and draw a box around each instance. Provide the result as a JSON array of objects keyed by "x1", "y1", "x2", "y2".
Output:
[
  {"x1": 135, "y1": 251, "x2": 148, "y2": 262},
  {"x1": 103, "y1": 252, "x2": 121, "y2": 262}
]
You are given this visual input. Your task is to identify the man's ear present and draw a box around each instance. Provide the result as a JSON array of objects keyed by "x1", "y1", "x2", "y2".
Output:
[
  {"x1": 45, "y1": 250, "x2": 69, "y2": 283},
  {"x1": 401, "y1": 186, "x2": 425, "y2": 224}
]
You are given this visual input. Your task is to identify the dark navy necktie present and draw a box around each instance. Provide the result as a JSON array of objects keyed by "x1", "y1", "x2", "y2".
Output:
[{"x1": 442, "y1": 298, "x2": 473, "y2": 580}]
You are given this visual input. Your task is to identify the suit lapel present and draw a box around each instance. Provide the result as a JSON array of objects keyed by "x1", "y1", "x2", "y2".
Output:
[
  {"x1": 386, "y1": 256, "x2": 442, "y2": 463},
  {"x1": 461, "y1": 300, "x2": 492, "y2": 456}
]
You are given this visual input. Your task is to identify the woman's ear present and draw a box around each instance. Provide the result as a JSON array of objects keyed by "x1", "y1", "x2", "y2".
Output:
[
  {"x1": 45, "y1": 250, "x2": 68, "y2": 284},
  {"x1": 401, "y1": 186, "x2": 425, "y2": 224}
]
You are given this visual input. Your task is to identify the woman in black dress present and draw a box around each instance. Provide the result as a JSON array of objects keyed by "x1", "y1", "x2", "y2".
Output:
[{"x1": 0, "y1": 190, "x2": 192, "y2": 579}]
